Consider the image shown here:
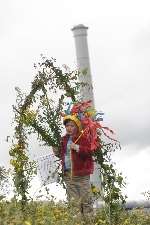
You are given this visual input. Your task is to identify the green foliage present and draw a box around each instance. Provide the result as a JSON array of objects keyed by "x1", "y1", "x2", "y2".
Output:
[
  {"x1": 10, "y1": 56, "x2": 127, "y2": 223},
  {"x1": 0, "y1": 200, "x2": 150, "y2": 225},
  {"x1": 93, "y1": 136, "x2": 127, "y2": 225},
  {"x1": 10, "y1": 57, "x2": 83, "y2": 209}
]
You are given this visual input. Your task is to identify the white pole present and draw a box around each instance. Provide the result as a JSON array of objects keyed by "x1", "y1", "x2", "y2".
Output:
[{"x1": 71, "y1": 24, "x2": 94, "y2": 105}]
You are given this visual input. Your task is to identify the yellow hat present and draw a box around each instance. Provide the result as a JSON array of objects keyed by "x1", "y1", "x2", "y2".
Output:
[{"x1": 63, "y1": 114, "x2": 82, "y2": 132}]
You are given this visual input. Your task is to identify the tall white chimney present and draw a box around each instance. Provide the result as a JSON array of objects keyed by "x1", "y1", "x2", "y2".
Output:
[
  {"x1": 71, "y1": 24, "x2": 101, "y2": 194},
  {"x1": 71, "y1": 24, "x2": 94, "y2": 105}
]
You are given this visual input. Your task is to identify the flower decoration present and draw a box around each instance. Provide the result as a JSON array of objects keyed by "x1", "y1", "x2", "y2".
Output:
[{"x1": 61, "y1": 100, "x2": 105, "y2": 150}]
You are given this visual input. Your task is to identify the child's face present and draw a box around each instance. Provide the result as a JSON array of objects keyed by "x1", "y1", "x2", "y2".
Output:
[{"x1": 65, "y1": 120, "x2": 78, "y2": 136}]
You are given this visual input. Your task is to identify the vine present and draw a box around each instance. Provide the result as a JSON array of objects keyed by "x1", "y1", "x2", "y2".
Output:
[
  {"x1": 10, "y1": 57, "x2": 82, "y2": 207},
  {"x1": 9, "y1": 56, "x2": 126, "y2": 223},
  {"x1": 94, "y1": 137, "x2": 126, "y2": 224}
]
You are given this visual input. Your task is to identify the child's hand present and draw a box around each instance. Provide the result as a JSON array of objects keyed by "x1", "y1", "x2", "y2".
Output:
[{"x1": 70, "y1": 143, "x2": 79, "y2": 152}]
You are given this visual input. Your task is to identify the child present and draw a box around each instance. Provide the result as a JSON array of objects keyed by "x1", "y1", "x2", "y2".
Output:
[
  {"x1": 61, "y1": 118, "x2": 94, "y2": 217},
  {"x1": 53, "y1": 101, "x2": 100, "y2": 218}
]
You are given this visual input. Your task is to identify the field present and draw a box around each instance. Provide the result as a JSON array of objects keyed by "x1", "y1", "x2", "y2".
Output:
[{"x1": 0, "y1": 200, "x2": 150, "y2": 225}]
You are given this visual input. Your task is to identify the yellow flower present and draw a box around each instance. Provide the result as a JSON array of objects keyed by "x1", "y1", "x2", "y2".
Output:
[
  {"x1": 22, "y1": 109, "x2": 37, "y2": 126},
  {"x1": 123, "y1": 219, "x2": 130, "y2": 225},
  {"x1": 91, "y1": 185, "x2": 100, "y2": 194},
  {"x1": 10, "y1": 159, "x2": 17, "y2": 166},
  {"x1": 24, "y1": 221, "x2": 32, "y2": 225},
  {"x1": 97, "y1": 219, "x2": 106, "y2": 224}
]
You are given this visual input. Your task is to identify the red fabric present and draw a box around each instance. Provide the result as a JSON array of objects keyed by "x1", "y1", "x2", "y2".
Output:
[
  {"x1": 81, "y1": 117, "x2": 101, "y2": 150},
  {"x1": 60, "y1": 134, "x2": 94, "y2": 176}
]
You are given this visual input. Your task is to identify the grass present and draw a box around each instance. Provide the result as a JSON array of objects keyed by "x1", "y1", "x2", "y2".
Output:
[{"x1": 0, "y1": 200, "x2": 150, "y2": 225}]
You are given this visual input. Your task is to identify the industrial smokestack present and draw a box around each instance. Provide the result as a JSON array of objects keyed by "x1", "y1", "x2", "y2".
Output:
[
  {"x1": 71, "y1": 24, "x2": 101, "y2": 194},
  {"x1": 71, "y1": 24, "x2": 94, "y2": 105}
]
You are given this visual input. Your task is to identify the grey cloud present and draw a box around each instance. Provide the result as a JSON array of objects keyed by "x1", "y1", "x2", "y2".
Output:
[
  {"x1": 117, "y1": 118, "x2": 150, "y2": 149},
  {"x1": 103, "y1": 90, "x2": 150, "y2": 150},
  {"x1": 93, "y1": 24, "x2": 150, "y2": 151}
]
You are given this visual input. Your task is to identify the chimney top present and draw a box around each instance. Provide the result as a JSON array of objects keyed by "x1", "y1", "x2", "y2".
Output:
[{"x1": 71, "y1": 24, "x2": 88, "y2": 31}]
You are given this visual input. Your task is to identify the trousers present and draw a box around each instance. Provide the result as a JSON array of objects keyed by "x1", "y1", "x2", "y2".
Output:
[{"x1": 64, "y1": 172, "x2": 93, "y2": 215}]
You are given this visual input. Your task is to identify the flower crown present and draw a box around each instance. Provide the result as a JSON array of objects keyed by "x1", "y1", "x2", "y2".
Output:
[{"x1": 62, "y1": 100, "x2": 103, "y2": 127}]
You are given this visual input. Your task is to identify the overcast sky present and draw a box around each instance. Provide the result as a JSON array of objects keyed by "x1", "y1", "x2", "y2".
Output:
[{"x1": 0, "y1": 0, "x2": 150, "y2": 201}]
